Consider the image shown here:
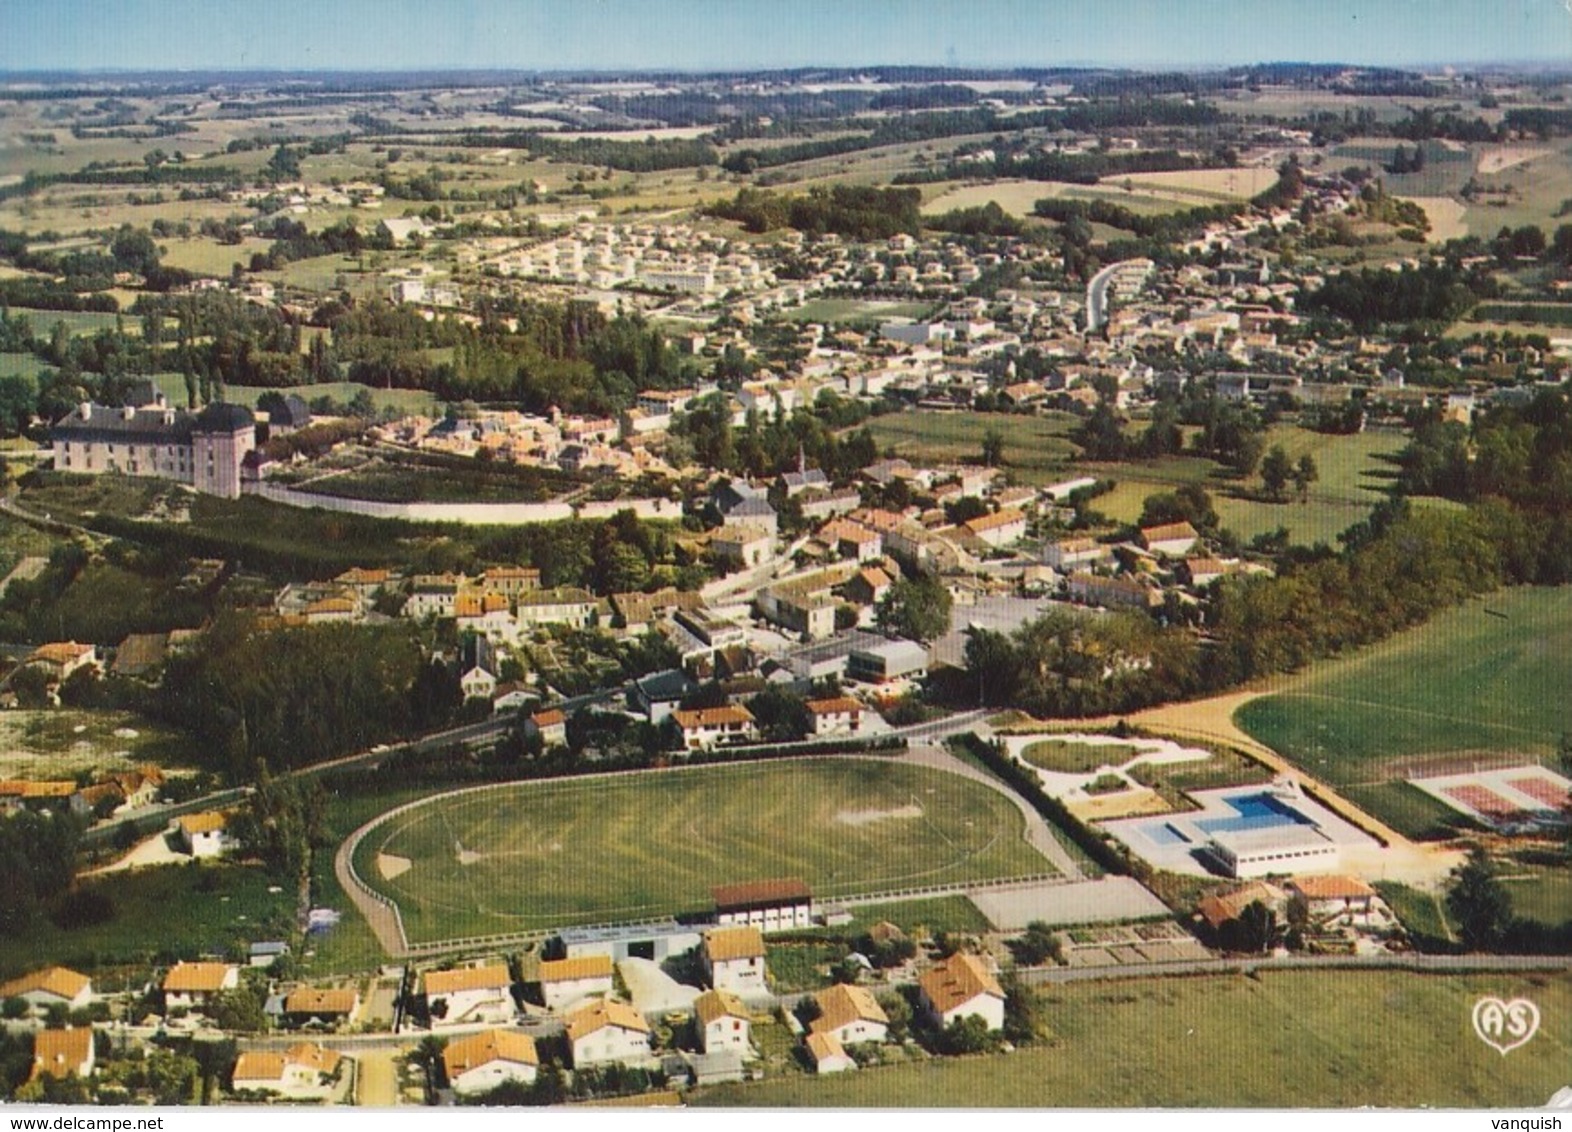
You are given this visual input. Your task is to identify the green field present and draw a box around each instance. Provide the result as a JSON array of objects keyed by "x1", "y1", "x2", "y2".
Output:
[
  {"x1": 356, "y1": 759, "x2": 1056, "y2": 943},
  {"x1": 1021, "y1": 738, "x2": 1125, "y2": 774},
  {"x1": 783, "y1": 298, "x2": 936, "y2": 324},
  {"x1": 0, "y1": 352, "x2": 50, "y2": 381},
  {"x1": 861, "y1": 410, "x2": 1081, "y2": 485},
  {"x1": 0, "y1": 862, "x2": 295, "y2": 978},
  {"x1": 696, "y1": 970, "x2": 1572, "y2": 1108},
  {"x1": 1086, "y1": 425, "x2": 1408, "y2": 546},
  {"x1": 1238, "y1": 587, "x2": 1572, "y2": 781},
  {"x1": 147, "y1": 373, "x2": 440, "y2": 416},
  {"x1": 1237, "y1": 586, "x2": 1572, "y2": 838}
]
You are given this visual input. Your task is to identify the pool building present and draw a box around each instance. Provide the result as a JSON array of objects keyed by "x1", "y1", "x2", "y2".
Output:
[{"x1": 1104, "y1": 781, "x2": 1363, "y2": 879}]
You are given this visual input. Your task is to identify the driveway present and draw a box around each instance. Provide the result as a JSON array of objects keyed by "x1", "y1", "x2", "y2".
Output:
[{"x1": 617, "y1": 957, "x2": 701, "y2": 1017}]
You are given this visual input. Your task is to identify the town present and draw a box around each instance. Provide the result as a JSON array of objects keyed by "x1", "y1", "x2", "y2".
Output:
[{"x1": 0, "y1": 13, "x2": 1570, "y2": 1112}]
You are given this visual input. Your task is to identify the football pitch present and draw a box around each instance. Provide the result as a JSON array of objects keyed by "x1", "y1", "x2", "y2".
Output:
[{"x1": 354, "y1": 758, "x2": 1055, "y2": 943}]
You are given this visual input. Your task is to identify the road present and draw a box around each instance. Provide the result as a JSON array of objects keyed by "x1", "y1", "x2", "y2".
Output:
[
  {"x1": 902, "y1": 742, "x2": 1083, "y2": 879},
  {"x1": 1020, "y1": 951, "x2": 1572, "y2": 986}
]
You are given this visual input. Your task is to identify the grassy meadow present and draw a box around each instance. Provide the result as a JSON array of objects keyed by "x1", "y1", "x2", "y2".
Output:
[
  {"x1": 696, "y1": 970, "x2": 1572, "y2": 1108},
  {"x1": 1237, "y1": 586, "x2": 1572, "y2": 838}
]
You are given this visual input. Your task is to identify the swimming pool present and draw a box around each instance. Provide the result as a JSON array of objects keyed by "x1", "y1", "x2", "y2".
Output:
[
  {"x1": 1142, "y1": 822, "x2": 1193, "y2": 847},
  {"x1": 1196, "y1": 791, "x2": 1315, "y2": 836}
]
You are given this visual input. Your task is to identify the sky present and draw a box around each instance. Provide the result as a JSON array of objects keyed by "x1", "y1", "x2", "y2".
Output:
[{"x1": 1, "y1": 0, "x2": 1570, "y2": 73}]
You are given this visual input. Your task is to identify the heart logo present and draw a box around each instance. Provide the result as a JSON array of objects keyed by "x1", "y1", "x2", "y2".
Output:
[{"x1": 1472, "y1": 997, "x2": 1541, "y2": 1055}]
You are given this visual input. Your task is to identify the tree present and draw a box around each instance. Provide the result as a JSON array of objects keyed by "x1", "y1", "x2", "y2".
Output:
[
  {"x1": 980, "y1": 427, "x2": 1005, "y2": 468},
  {"x1": 938, "y1": 1013, "x2": 993, "y2": 1055},
  {"x1": 1260, "y1": 444, "x2": 1293, "y2": 501},
  {"x1": 1292, "y1": 454, "x2": 1319, "y2": 502},
  {"x1": 1447, "y1": 846, "x2": 1513, "y2": 951},
  {"x1": 1010, "y1": 921, "x2": 1061, "y2": 966},
  {"x1": 875, "y1": 573, "x2": 953, "y2": 643}
]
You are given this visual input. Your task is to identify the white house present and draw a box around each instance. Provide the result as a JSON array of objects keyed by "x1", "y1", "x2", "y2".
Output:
[
  {"x1": 702, "y1": 926, "x2": 767, "y2": 994},
  {"x1": 805, "y1": 1031, "x2": 855, "y2": 1074},
  {"x1": 1044, "y1": 537, "x2": 1111, "y2": 572},
  {"x1": 526, "y1": 708, "x2": 567, "y2": 749},
  {"x1": 1285, "y1": 874, "x2": 1380, "y2": 918},
  {"x1": 0, "y1": 967, "x2": 93, "y2": 1013},
  {"x1": 175, "y1": 811, "x2": 232, "y2": 858},
  {"x1": 565, "y1": 999, "x2": 653, "y2": 1069},
  {"x1": 281, "y1": 987, "x2": 359, "y2": 1029},
  {"x1": 918, "y1": 951, "x2": 1005, "y2": 1032},
  {"x1": 693, "y1": 989, "x2": 752, "y2": 1056},
  {"x1": 442, "y1": 1029, "x2": 539, "y2": 1096},
  {"x1": 672, "y1": 705, "x2": 758, "y2": 751},
  {"x1": 808, "y1": 984, "x2": 889, "y2": 1046},
  {"x1": 963, "y1": 507, "x2": 1027, "y2": 549},
  {"x1": 538, "y1": 955, "x2": 615, "y2": 1011},
  {"x1": 712, "y1": 524, "x2": 773, "y2": 570},
  {"x1": 162, "y1": 962, "x2": 239, "y2": 1012},
  {"x1": 423, "y1": 964, "x2": 514, "y2": 1027},
  {"x1": 231, "y1": 1043, "x2": 343, "y2": 1100},
  {"x1": 805, "y1": 696, "x2": 864, "y2": 737},
  {"x1": 1140, "y1": 520, "x2": 1200, "y2": 558}
]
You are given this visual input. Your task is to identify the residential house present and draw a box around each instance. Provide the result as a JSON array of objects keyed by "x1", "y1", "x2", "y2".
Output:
[
  {"x1": 23, "y1": 641, "x2": 99, "y2": 683},
  {"x1": 480, "y1": 566, "x2": 542, "y2": 597},
  {"x1": 281, "y1": 987, "x2": 359, "y2": 1029},
  {"x1": 526, "y1": 709, "x2": 567, "y2": 749},
  {"x1": 1140, "y1": 521, "x2": 1200, "y2": 558},
  {"x1": 30, "y1": 1029, "x2": 94, "y2": 1082},
  {"x1": 1285, "y1": 875, "x2": 1379, "y2": 918},
  {"x1": 712, "y1": 879, "x2": 813, "y2": 933},
  {"x1": 843, "y1": 566, "x2": 892, "y2": 608},
  {"x1": 1044, "y1": 537, "x2": 1111, "y2": 572},
  {"x1": 406, "y1": 574, "x2": 464, "y2": 620},
  {"x1": 1196, "y1": 881, "x2": 1286, "y2": 935},
  {"x1": 809, "y1": 984, "x2": 889, "y2": 1046},
  {"x1": 515, "y1": 587, "x2": 597, "y2": 630},
  {"x1": 629, "y1": 669, "x2": 697, "y2": 725},
  {"x1": 712, "y1": 524, "x2": 773, "y2": 570},
  {"x1": 805, "y1": 1032, "x2": 856, "y2": 1074},
  {"x1": 112, "y1": 632, "x2": 168, "y2": 679},
  {"x1": 918, "y1": 951, "x2": 1005, "y2": 1032},
  {"x1": 1180, "y1": 557, "x2": 1233, "y2": 587},
  {"x1": 702, "y1": 926, "x2": 767, "y2": 994},
  {"x1": 693, "y1": 989, "x2": 751, "y2": 1056},
  {"x1": 805, "y1": 696, "x2": 864, "y2": 737},
  {"x1": 1066, "y1": 572, "x2": 1161, "y2": 611},
  {"x1": 963, "y1": 507, "x2": 1027, "y2": 549},
  {"x1": 456, "y1": 592, "x2": 515, "y2": 645},
  {"x1": 162, "y1": 962, "x2": 239, "y2": 1011},
  {"x1": 538, "y1": 955, "x2": 615, "y2": 1011},
  {"x1": 175, "y1": 811, "x2": 232, "y2": 858},
  {"x1": 565, "y1": 999, "x2": 653, "y2": 1070},
  {"x1": 720, "y1": 496, "x2": 779, "y2": 537},
  {"x1": 822, "y1": 520, "x2": 883, "y2": 563},
  {"x1": 0, "y1": 967, "x2": 92, "y2": 1013},
  {"x1": 443, "y1": 1029, "x2": 539, "y2": 1096},
  {"x1": 672, "y1": 705, "x2": 758, "y2": 752},
  {"x1": 423, "y1": 964, "x2": 515, "y2": 1027},
  {"x1": 492, "y1": 682, "x2": 535, "y2": 714},
  {"x1": 231, "y1": 1043, "x2": 343, "y2": 1100}
]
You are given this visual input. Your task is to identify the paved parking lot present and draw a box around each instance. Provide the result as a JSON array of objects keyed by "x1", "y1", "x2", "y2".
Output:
[
  {"x1": 968, "y1": 876, "x2": 1171, "y2": 931},
  {"x1": 932, "y1": 595, "x2": 1068, "y2": 667}
]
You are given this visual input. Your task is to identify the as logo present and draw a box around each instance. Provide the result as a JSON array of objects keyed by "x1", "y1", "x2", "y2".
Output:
[{"x1": 1472, "y1": 997, "x2": 1540, "y2": 1055}]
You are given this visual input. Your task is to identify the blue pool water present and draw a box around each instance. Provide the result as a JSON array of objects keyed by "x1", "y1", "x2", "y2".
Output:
[
  {"x1": 1196, "y1": 791, "x2": 1315, "y2": 836},
  {"x1": 1143, "y1": 823, "x2": 1192, "y2": 847}
]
